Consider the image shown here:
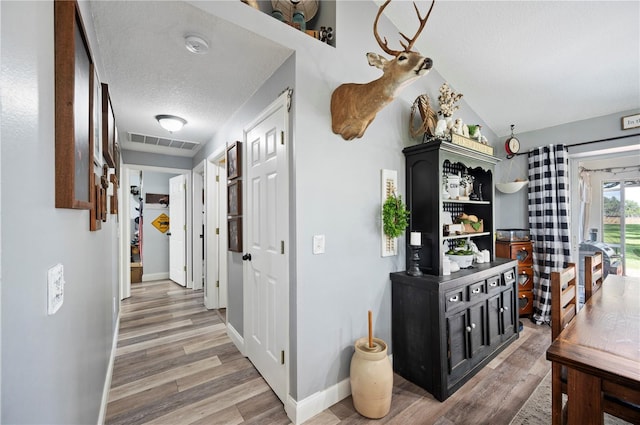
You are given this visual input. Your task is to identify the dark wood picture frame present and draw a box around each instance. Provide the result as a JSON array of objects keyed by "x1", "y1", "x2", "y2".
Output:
[
  {"x1": 228, "y1": 217, "x2": 243, "y2": 252},
  {"x1": 90, "y1": 172, "x2": 101, "y2": 231},
  {"x1": 54, "y1": 0, "x2": 93, "y2": 210},
  {"x1": 226, "y1": 141, "x2": 241, "y2": 180},
  {"x1": 227, "y1": 180, "x2": 242, "y2": 216},
  {"x1": 92, "y1": 67, "x2": 102, "y2": 166},
  {"x1": 101, "y1": 83, "x2": 116, "y2": 168}
]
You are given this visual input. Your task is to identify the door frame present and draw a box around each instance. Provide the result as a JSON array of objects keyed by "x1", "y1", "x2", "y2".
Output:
[
  {"x1": 192, "y1": 161, "x2": 205, "y2": 291},
  {"x1": 242, "y1": 91, "x2": 291, "y2": 407},
  {"x1": 203, "y1": 146, "x2": 228, "y2": 310},
  {"x1": 119, "y1": 164, "x2": 192, "y2": 300}
]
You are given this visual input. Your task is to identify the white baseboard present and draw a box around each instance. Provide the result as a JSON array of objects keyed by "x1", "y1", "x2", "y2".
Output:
[
  {"x1": 97, "y1": 313, "x2": 120, "y2": 425},
  {"x1": 284, "y1": 353, "x2": 393, "y2": 424},
  {"x1": 286, "y1": 378, "x2": 351, "y2": 425},
  {"x1": 226, "y1": 322, "x2": 245, "y2": 356},
  {"x1": 142, "y1": 272, "x2": 169, "y2": 282}
]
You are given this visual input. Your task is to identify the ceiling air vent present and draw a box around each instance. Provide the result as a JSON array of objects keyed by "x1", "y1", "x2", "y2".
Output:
[{"x1": 128, "y1": 132, "x2": 200, "y2": 151}]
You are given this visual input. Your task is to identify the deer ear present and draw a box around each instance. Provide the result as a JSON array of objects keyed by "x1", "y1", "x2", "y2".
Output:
[{"x1": 367, "y1": 52, "x2": 388, "y2": 69}]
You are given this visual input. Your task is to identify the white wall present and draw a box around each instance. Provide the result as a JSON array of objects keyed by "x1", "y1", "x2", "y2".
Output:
[{"x1": 1, "y1": 2, "x2": 119, "y2": 423}]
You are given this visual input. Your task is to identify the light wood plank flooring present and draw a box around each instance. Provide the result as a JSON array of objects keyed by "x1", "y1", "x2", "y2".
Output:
[{"x1": 106, "y1": 279, "x2": 551, "y2": 425}]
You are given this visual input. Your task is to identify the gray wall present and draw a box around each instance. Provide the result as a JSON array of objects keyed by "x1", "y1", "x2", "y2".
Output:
[
  {"x1": 194, "y1": 0, "x2": 497, "y2": 401},
  {"x1": 122, "y1": 149, "x2": 193, "y2": 170},
  {"x1": 494, "y1": 109, "x2": 640, "y2": 230},
  {"x1": 1, "y1": 2, "x2": 119, "y2": 423},
  {"x1": 141, "y1": 171, "x2": 178, "y2": 276},
  {"x1": 194, "y1": 53, "x2": 296, "y2": 344}
]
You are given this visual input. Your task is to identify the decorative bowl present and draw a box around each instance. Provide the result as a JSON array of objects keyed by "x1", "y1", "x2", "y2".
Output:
[
  {"x1": 447, "y1": 254, "x2": 474, "y2": 269},
  {"x1": 496, "y1": 181, "x2": 528, "y2": 194}
]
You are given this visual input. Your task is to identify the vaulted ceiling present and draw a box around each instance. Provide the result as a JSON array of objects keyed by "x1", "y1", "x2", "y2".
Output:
[{"x1": 87, "y1": 1, "x2": 639, "y2": 158}]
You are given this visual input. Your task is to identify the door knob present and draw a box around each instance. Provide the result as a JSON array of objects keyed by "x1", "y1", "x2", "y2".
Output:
[
  {"x1": 167, "y1": 232, "x2": 172, "y2": 236},
  {"x1": 242, "y1": 253, "x2": 252, "y2": 261}
]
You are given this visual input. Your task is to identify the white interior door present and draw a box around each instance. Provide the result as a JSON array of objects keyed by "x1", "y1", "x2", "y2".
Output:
[
  {"x1": 205, "y1": 155, "x2": 228, "y2": 310},
  {"x1": 169, "y1": 174, "x2": 186, "y2": 286},
  {"x1": 244, "y1": 92, "x2": 289, "y2": 404},
  {"x1": 192, "y1": 167, "x2": 204, "y2": 291}
]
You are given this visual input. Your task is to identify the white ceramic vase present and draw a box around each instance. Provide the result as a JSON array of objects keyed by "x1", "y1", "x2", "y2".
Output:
[{"x1": 350, "y1": 337, "x2": 393, "y2": 419}]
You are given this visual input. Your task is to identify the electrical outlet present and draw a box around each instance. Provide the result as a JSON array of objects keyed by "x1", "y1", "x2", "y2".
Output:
[
  {"x1": 47, "y1": 264, "x2": 65, "y2": 315},
  {"x1": 313, "y1": 235, "x2": 325, "y2": 255}
]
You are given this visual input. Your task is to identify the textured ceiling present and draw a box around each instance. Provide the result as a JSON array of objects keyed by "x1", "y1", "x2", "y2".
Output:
[
  {"x1": 88, "y1": 1, "x2": 639, "y2": 158},
  {"x1": 88, "y1": 0, "x2": 293, "y2": 157}
]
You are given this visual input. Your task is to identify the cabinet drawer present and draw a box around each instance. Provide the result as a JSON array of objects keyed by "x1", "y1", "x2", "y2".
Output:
[
  {"x1": 502, "y1": 269, "x2": 516, "y2": 286},
  {"x1": 487, "y1": 275, "x2": 501, "y2": 293},
  {"x1": 445, "y1": 288, "x2": 466, "y2": 312},
  {"x1": 518, "y1": 291, "x2": 533, "y2": 316},
  {"x1": 517, "y1": 267, "x2": 533, "y2": 291},
  {"x1": 468, "y1": 281, "x2": 486, "y2": 301},
  {"x1": 510, "y1": 244, "x2": 533, "y2": 266}
]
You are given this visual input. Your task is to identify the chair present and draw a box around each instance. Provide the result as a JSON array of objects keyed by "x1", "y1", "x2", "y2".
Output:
[
  {"x1": 550, "y1": 263, "x2": 577, "y2": 425},
  {"x1": 551, "y1": 262, "x2": 640, "y2": 424},
  {"x1": 584, "y1": 252, "x2": 603, "y2": 302}
]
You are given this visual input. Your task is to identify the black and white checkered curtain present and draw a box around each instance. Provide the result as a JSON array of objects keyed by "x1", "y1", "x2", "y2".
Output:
[{"x1": 528, "y1": 145, "x2": 571, "y2": 325}]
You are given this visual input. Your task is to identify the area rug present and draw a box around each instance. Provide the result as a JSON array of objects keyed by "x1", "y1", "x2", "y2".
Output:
[{"x1": 509, "y1": 371, "x2": 631, "y2": 425}]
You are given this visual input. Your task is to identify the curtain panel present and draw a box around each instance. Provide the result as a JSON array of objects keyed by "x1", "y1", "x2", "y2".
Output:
[{"x1": 528, "y1": 145, "x2": 571, "y2": 324}]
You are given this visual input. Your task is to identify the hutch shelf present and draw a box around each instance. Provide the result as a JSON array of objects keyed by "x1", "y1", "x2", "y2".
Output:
[{"x1": 403, "y1": 140, "x2": 500, "y2": 276}]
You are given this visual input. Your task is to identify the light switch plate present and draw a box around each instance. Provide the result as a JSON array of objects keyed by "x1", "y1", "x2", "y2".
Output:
[
  {"x1": 47, "y1": 264, "x2": 64, "y2": 315},
  {"x1": 313, "y1": 235, "x2": 325, "y2": 254}
]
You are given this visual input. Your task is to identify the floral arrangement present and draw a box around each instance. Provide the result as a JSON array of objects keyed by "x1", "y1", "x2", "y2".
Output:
[{"x1": 437, "y1": 82, "x2": 463, "y2": 118}]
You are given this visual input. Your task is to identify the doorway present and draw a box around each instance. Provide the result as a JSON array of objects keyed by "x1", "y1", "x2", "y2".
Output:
[
  {"x1": 119, "y1": 164, "x2": 192, "y2": 300},
  {"x1": 602, "y1": 178, "x2": 640, "y2": 276}
]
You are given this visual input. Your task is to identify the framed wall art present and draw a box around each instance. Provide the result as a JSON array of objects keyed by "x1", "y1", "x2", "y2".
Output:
[
  {"x1": 102, "y1": 83, "x2": 116, "y2": 168},
  {"x1": 228, "y1": 217, "x2": 243, "y2": 252},
  {"x1": 226, "y1": 141, "x2": 241, "y2": 180},
  {"x1": 92, "y1": 68, "x2": 102, "y2": 165},
  {"x1": 54, "y1": 0, "x2": 93, "y2": 210},
  {"x1": 227, "y1": 180, "x2": 242, "y2": 216},
  {"x1": 89, "y1": 172, "x2": 101, "y2": 231}
]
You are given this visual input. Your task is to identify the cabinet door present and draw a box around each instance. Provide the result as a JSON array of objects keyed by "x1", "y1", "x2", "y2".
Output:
[
  {"x1": 517, "y1": 267, "x2": 533, "y2": 291},
  {"x1": 468, "y1": 302, "x2": 487, "y2": 360},
  {"x1": 446, "y1": 309, "x2": 469, "y2": 382},
  {"x1": 511, "y1": 243, "x2": 533, "y2": 266},
  {"x1": 501, "y1": 287, "x2": 516, "y2": 339},
  {"x1": 487, "y1": 293, "x2": 502, "y2": 346}
]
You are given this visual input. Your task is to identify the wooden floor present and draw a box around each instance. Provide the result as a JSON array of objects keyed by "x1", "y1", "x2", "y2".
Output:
[{"x1": 106, "y1": 279, "x2": 551, "y2": 425}]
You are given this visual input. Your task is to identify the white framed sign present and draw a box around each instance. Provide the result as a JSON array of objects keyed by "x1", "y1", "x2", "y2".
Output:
[{"x1": 621, "y1": 113, "x2": 640, "y2": 130}]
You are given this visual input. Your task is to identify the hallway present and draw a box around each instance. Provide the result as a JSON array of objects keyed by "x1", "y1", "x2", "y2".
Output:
[
  {"x1": 105, "y1": 280, "x2": 290, "y2": 424},
  {"x1": 105, "y1": 280, "x2": 552, "y2": 425}
]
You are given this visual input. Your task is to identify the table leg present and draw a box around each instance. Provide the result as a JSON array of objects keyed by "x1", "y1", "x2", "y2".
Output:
[{"x1": 567, "y1": 367, "x2": 603, "y2": 425}]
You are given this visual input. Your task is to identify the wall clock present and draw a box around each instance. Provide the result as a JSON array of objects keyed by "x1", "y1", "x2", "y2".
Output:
[{"x1": 505, "y1": 124, "x2": 520, "y2": 156}]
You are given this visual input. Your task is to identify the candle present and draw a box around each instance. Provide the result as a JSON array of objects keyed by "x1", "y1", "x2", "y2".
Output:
[{"x1": 410, "y1": 232, "x2": 421, "y2": 246}]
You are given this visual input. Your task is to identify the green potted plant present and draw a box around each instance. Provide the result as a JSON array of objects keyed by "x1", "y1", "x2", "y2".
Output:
[{"x1": 382, "y1": 193, "x2": 410, "y2": 238}]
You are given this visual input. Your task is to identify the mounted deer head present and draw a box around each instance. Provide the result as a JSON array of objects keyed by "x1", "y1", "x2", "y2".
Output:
[{"x1": 330, "y1": 0, "x2": 435, "y2": 140}]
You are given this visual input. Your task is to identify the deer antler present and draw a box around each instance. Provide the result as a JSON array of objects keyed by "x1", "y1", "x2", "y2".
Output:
[
  {"x1": 373, "y1": 1, "x2": 400, "y2": 56},
  {"x1": 373, "y1": 0, "x2": 435, "y2": 55}
]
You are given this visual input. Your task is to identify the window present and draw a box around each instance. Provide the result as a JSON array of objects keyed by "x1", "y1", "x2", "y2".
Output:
[{"x1": 602, "y1": 179, "x2": 640, "y2": 276}]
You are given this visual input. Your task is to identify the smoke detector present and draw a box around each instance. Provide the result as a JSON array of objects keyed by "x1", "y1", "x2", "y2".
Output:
[{"x1": 184, "y1": 34, "x2": 209, "y2": 54}]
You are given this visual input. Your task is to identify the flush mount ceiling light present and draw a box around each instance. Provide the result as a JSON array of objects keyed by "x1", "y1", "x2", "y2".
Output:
[
  {"x1": 184, "y1": 34, "x2": 209, "y2": 54},
  {"x1": 155, "y1": 115, "x2": 187, "y2": 133}
]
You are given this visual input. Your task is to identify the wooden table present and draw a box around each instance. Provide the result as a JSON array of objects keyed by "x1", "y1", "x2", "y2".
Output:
[{"x1": 546, "y1": 274, "x2": 640, "y2": 424}]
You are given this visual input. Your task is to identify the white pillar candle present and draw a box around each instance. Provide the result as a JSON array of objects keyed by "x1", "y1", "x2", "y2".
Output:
[{"x1": 410, "y1": 232, "x2": 421, "y2": 246}]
